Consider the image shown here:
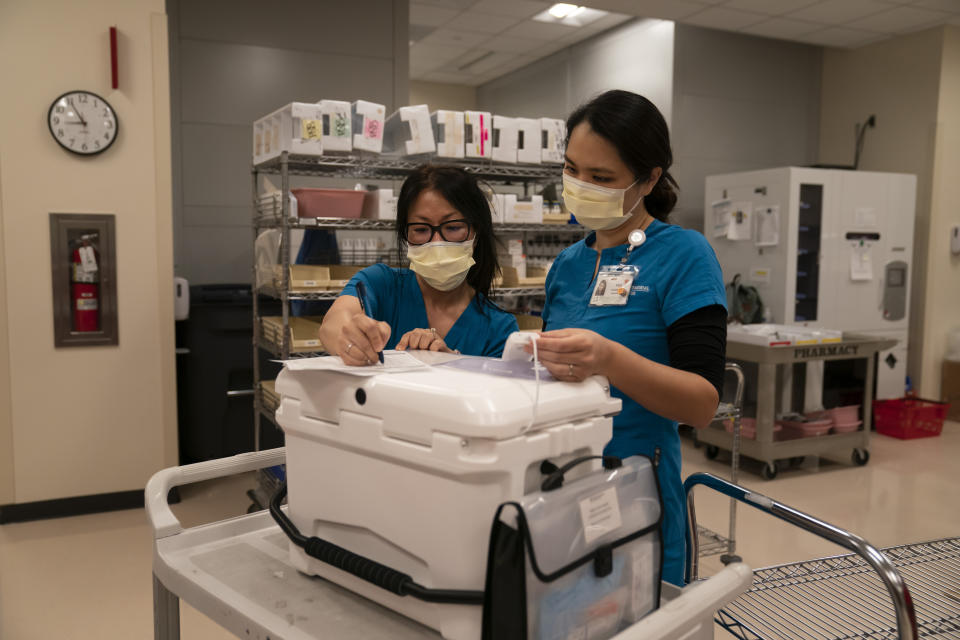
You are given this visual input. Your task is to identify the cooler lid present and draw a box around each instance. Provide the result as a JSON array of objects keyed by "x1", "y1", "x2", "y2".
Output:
[{"x1": 275, "y1": 357, "x2": 621, "y2": 442}]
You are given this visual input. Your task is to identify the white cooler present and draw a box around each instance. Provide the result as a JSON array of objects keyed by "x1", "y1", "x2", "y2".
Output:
[{"x1": 274, "y1": 362, "x2": 620, "y2": 640}]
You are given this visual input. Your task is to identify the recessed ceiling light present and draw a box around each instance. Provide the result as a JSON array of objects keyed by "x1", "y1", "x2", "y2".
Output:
[
  {"x1": 534, "y1": 5, "x2": 607, "y2": 27},
  {"x1": 548, "y1": 3, "x2": 579, "y2": 19}
]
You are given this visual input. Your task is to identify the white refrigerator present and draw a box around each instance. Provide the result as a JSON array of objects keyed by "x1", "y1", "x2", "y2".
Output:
[{"x1": 705, "y1": 167, "x2": 916, "y2": 400}]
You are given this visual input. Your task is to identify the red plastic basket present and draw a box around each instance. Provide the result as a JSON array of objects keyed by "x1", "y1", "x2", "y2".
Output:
[{"x1": 873, "y1": 396, "x2": 949, "y2": 439}]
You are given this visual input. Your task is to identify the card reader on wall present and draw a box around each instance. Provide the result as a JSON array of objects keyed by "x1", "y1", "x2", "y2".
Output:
[{"x1": 952, "y1": 225, "x2": 960, "y2": 255}]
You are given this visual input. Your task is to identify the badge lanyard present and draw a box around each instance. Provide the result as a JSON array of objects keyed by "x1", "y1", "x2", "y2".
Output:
[{"x1": 589, "y1": 229, "x2": 647, "y2": 307}]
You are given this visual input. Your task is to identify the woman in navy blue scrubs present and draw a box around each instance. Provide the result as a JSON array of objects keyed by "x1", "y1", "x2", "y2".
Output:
[
  {"x1": 320, "y1": 165, "x2": 517, "y2": 364},
  {"x1": 534, "y1": 90, "x2": 727, "y2": 585}
]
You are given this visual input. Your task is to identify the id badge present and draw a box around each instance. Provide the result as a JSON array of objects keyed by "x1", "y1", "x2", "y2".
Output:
[{"x1": 590, "y1": 265, "x2": 638, "y2": 306}]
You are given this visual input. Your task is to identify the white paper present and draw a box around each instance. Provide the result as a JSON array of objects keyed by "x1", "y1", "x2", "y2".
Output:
[
  {"x1": 726, "y1": 202, "x2": 753, "y2": 241},
  {"x1": 578, "y1": 486, "x2": 623, "y2": 545},
  {"x1": 750, "y1": 267, "x2": 771, "y2": 284},
  {"x1": 850, "y1": 247, "x2": 874, "y2": 281},
  {"x1": 78, "y1": 246, "x2": 98, "y2": 272},
  {"x1": 282, "y1": 350, "x2": 428, "y2": 376},
  {"x1": 755, "y1": 205, "x2": 780, "y2": 247},
  {"x1": 711, "y1": 200, "x2": 732, "y2": 238}
]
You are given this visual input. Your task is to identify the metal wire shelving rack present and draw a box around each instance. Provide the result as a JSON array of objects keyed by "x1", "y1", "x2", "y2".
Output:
[{"x1": 248, "y1": 151, "x2": 580, "y2": 510}]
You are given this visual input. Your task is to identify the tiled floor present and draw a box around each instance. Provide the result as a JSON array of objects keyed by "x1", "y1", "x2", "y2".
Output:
[{"x1": 1, "y1": 422, "x2": 958, "y2": 639}]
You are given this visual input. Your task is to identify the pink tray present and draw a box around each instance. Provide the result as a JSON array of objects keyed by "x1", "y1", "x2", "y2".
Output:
[{"x1": 292, "y1": 188, "x2": 366, "y2": 218}]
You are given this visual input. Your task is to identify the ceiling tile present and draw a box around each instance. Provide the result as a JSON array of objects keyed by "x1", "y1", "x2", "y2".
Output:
[
  {"x1": 722, "y1": 0, "x2": 822, "y2": 15},
  {"x1": 798, "y1": 25, "x2": 886, "y2": 46},
  {"x1": 501, "y1": 18, "x2": 580, "y2": 39},
  {"x1": 462, "y1": 51, "x2": 517, "y2": 74},
  {"x1": 682, "y1": 6, "x2": 770, "y2": 29},
  {"x1": 411, "y1": 3, "x2": 462, "y2": 27},
  {"x1": 583, "y1": 0, "x2": 704, "y2": 18},
  {"x1": 903, "y1": 0, "x2": 960, "y2": 10},
  {"x1": 443, "y1": 11, "x2": 522, "y2": 33},
  {"x1": 410, "y1": 24, "x2": 437, "y2": 42},
  {"x1": 418, "y1": 28, "x2": 492, "y2": 48},
  {"x1": 739, "y1": 16, "x2": 822, "y2": 38},
  {"x1": 483, "y1": 34, "x2": 549, "y2": 53},
  {"x1": 788, "y1": 0, "x2": 900, "y2": 23},
  {"x1": 468, "y1": 0, "x2": 550, "y2": 18},
  {"x1": 414, "y1": 0, "x2": 477, "y2": 9},
  {"x1": 846, "y1": 4, "x2": 950, "y2": 30},
  {"x1": 410, "y1": 42, "x2": 470, "y2": 75},
  {"x1": 419, "y1": 71, "x2": 479, "y2": 84}
]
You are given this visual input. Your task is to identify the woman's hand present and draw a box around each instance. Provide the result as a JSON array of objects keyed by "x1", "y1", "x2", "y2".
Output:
[
  {"x1": 396, "y1": 327, "x2": 453, "y2": 352},
  {"x1": 529, "y1": 328, "x2": 614, "y2": 382},
  {"x1": 338, "y1": 314, "x2": 391, "y2": 366}
]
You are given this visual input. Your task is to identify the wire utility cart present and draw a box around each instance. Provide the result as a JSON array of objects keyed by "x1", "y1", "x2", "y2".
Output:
[
  {"x1": 149, "y1": 448, "x2": 755, "y2": 640},
  {"x1": 248, "y1": 152, "x2": 585, "y2": 510},
  {"x1": 698, "y1": 363, "x2": 747, "y2": 564},
  {"x1": 684, "y1": 473, "x2": 940, "y2": 640}
]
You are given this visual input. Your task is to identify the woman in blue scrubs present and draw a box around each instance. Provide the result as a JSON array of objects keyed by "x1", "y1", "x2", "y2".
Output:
[
  {"x1": 320, "y1": 165, "x2": 518, "y2": 363},
  {"x1": 533, "y1": 90, "x2": 727, "y2": 585}
]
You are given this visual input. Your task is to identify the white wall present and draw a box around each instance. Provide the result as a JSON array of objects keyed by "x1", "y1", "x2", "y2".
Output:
[
  {"x1": 926, "y1": 26, "x2": 960, "y2": 399},
  {"x1": 671, "y1": 25, "x2": 821, "y2": 231},
  {"x1": 819, "y1": 27, "x2": 945, "y2": 397},
  {"x1": 477, "y1": 19, "x2": 675, "y2": 123},
  {"x1": 0, "y1": 0, "x2": 176, "y2": 502},
  {"x1": 410, "y1": 81, "x2": 477, "y2": 112}
]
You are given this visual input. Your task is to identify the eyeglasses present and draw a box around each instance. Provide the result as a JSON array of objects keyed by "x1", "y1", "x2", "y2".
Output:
[{"x1": 405, "y1": 219, "x2": 472, "y2": 245}]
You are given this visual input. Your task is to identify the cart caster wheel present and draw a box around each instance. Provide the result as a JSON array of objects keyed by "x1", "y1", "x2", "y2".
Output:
[
  {"x1": 705, "y1": 445, "x2": 720, "y2": 460},
  {"x1": 852, "y1": 449, "x2": 870, "y2": 466},
  {"x1": 761, "y1": 462, "x2": 779, "y2": 480},
  {"x1": 720, "y1": 553, "x2": 742, "y2": 565}
]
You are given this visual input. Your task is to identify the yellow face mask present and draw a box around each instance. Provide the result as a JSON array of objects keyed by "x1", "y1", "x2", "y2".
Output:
[
  {"x1": 407, "y1": 240, "x2": 476, "y2": 291},
  {"x1": 562, "y1": 174, "x2": 641, "y2": 231}
]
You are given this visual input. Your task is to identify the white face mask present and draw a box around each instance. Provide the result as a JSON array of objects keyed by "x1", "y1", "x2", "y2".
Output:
[
  {"x1": 407, "y1": 239, "x2": 476, "y2": 292},
  {"x1": 562, "y1": 173, "x2": 642, "y2": 231}
]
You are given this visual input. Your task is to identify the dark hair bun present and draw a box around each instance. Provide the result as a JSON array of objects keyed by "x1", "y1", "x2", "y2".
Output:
[{"x1": 645, "y1": 171, "x2": 678, "y2": 217}]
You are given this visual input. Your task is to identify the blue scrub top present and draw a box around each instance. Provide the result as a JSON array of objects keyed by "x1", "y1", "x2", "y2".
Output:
[
  {"x1": 342, "y1": 264, "x2": 518, "y2": 357},
  {"x1": 542, "y1": 219, "x2": 726, "y2": 585}
]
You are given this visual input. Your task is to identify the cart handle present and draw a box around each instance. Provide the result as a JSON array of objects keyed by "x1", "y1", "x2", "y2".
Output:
[
  {"x1": 684, "y1": 472, "x2": 918, "y2": 640},
  {"x1": 145, "y1": 448, "x2": 286, "y2": 539}
]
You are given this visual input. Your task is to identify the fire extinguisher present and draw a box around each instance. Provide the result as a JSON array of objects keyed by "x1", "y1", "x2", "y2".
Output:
[{"x1": 71, "y1": 235, "x2": 100, "y2": 332}]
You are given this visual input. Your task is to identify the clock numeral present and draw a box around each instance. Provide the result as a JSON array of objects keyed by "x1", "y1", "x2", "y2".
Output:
[
  {"x1": 94, "y1": 99, "x2": 99, "y2": 107},
  {"x1": 53, "y1": 116, "x2": 60, "y2": 125},
  {"x1": 77, "y1": 94, "x2": 88, "y2": 104},
  {"x1": 94, "y1": 141, "x2": 101, "y2": 149},
  {"x1": 57, "y1": 129, "x2": 64, "y2": 137},
  {"x1": 69, "y1": 138, "x2": 75, "y2": 146},
  {"x1": 105, "y1": 121, "x2": 113, "y2": 129},
  {"x1": 81, "y1": 143, "x2": 88, "y2": 151},
  {"x1": 104, "y1": 133, "x2": 110, "y2": 140},
  {"x1": 103, "y1": 109, "x2": 110, "y2": 117},
  {"x1": 55, "y1": 106, "x2": 64, "y2": 114}
]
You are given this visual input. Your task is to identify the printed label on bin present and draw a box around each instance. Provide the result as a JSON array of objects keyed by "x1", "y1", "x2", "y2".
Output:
[
  {"x1": 301, "y1": 119, "x2": 322, "y2": 140},
  {"x1": 579, "y1": 487, "x2": 623, "y2": 545}
]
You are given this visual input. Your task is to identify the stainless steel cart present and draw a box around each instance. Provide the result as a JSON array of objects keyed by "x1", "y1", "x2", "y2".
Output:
[
  {"x1": 697, "y1": 333, "x2": 897, "y2": 479},
  {"x1": 685, "y1": 473, "x2": 941, "y2": 640},
  {"x1": 148, "y1": 448, "x2": 755, "y2": 640}
]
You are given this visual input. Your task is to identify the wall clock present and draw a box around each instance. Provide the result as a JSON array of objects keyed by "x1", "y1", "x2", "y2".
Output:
[{"x1": 48, "y1": 90, "x2": 118, "y2": 156}]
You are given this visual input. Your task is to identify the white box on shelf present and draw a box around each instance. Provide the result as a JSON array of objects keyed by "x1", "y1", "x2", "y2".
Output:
[
  {"x1": 515, "y1": 117, "x2": 542, "y2": 165},
  {"x1": 503, "y1": 194, "x2": 543, "y2": 224},
  {"x1": 351, "y1": 100, "x2": 386, "y2": 153},
  {"x1": 541, "y1": 118, "x2": 566, "y2": 164},
  {"x1": 275, "y1": 363, "x2": 618, "y2": 640},
  {"x1": 464, "y1": 110, "x2": 491, "y2": 159},
  {"x1": 491, "y1": 115, "x2": 519, "y2": 164},
  {"x1": 489, "y1": 193, "x2": 506, "y2": 223},
  {"x1": 431, "y1": 110, "x2": 465, "y2": 159},
  {"x1": 252, "y1": 102, "x2": 325, "y2": 166},
  {"x1": 319, "y1": 100, "x2": 353, "y2": 153},
  {"x1": 361, "y1": 188, "x2": 398, "y2": 221},
  {"x1": 383, "y1": 104, "x2": 436, "y2": 156}
]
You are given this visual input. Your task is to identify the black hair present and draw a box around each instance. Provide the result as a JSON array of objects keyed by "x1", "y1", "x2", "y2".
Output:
[
  {"x1": 566, "y1": 90, "x2": 679, "y2": 220},
  {"x1": 395, "y1": 164, "x2": 501, "y2": 301}
]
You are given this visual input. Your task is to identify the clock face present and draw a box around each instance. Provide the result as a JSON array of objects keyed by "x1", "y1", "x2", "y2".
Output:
[{"x1": 48, "y1": 90, "x2": 118, "y2": 156}]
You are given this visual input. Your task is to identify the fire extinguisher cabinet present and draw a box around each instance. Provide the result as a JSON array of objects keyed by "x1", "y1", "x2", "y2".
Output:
[{"x1": 49, "y1": 213, "x2": 118, "y2": 347}]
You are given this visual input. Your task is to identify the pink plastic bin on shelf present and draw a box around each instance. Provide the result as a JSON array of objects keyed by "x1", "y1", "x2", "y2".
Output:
[
  {"x1": 780, "y1": 418, "x2": 832, "y2": 438},
  {"x1": 832, "y1": 420, "x2": 862, "y2": 433},
  {"x1": 828, "y1": 405, "x2": 860, "y2": 424},
  {"x1": 723, "y1": 417, "x2": 782, "y2": 440},
  {"x1": 292, "y1": 188, "x2": 366, "y2": 218}
]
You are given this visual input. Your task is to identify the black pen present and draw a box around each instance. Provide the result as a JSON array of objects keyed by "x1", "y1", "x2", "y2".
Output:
[{"x1": 354, "y1": 281, "x2": 384, "y2": 364}]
